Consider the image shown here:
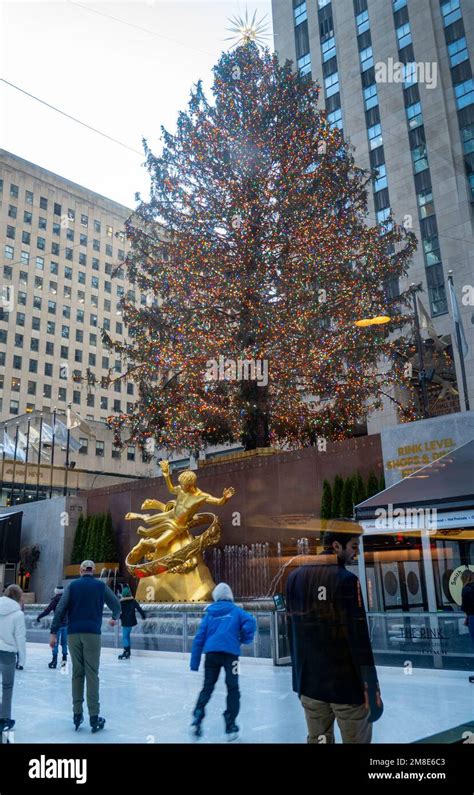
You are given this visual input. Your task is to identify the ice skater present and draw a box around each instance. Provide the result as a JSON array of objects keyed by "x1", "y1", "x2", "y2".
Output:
[
  {"x1": 0, "y1": 585, "x2": 26, "y2": 735},
  {"x1": 190, "y1": 583, "x2": 256, "y2": 741},
  {"x1": 118, "y1": 585, "x2": 145, "y2": 659},
  {"x1": 36, "y1": 586, "x2": 68, "y2": 669}
]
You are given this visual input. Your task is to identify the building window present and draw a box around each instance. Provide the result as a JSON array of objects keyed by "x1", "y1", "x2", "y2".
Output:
[
  {"x1": 102, "y1": 356, "x2": 109, "y2": 369},
  {"x1": 5, "y1": 245, "x2": 14, "y2": 259},
  {"x1": 90, "y1": 333, "x2": 97, "y2": 346},
  {"x1": 105, "y1": 244, "x2": 113, "y2": 257},
  {"x1": 73, "y1": 391, "x2": 81, "y2": 405},
  {"x1": 45, "y1": 341, "x2": 54, "y2": 355},
  {"x1": 90, "y1": 314, "x2": 98, "y2": 327},
  {"x1": 58, "y1": 387, "x2": 67, "y2": 402},
  {"x1": 100, "y1": 396, "x2": 108, "y2": 411},
  {"x1": 374, "y1": 163, "x2": 388, "y2": 191},
  {"x1": 448, "y1": 36, "x2": 468, "y2": 67},
  {"x1": 368, "y1": 122, "x2": 383, "y2": 149},
  {"x1": 376, "y1": 206, "x2": 391, "y2": 225},
  {"x1": 411, "y1": 144, "x2": 429, "y2": 172},
  {"x1": 16, "y1": 312, "x2": 25, "y2": 327},
  {"x1": 454, "y1": 79, "x2": 474, "y2": 110},
  {"x1": 8, "y1": 205, "x2": 17, "y2": 219},
  {"x1": 359, "y1": 46, "x2": 373, "y2": 72},
  {"x1": 14, "y1": 333, "x2": 23, "y2": 347},
  {"x1": 94, "y1": 220, "x2": 101, "y2": 233},
  {"x1": 65, "y1": 266, "x2": 72, "y2": 280},
  {"x1": 112, "y1": 448, "x2": 120, "y2": 459},
  {"x1": 298, "y1": 53, "x2": 311, "y2": 76},
  {"x1": 3, "y1": 265, "x2": 12, "y2": 280},
  {"x1": 13, "y1": 355, "x2": 22, "y2": 369},
  {"x1": 96, "y1": 441, "x2": 105, "y2": 457},
  {"x1": 80, "y1": 214, "x2": 88, "y2": 227},
  {"x1": 441, "y1": 0, "x2": 461, "y2": 27},
  {"x1": 75, "y1": 349, "x2": 83, "y2": 363},
  {"x1": 50, "y1": 262, "x2": 59, "y2": 275},
  {"x1": 396, "y1": 23, "x2": 411, "y2": 50},
  {"x1": 79, "y1": 438, "x2": 88, "y2": 454},
  {"x1": 28, "y1": 381, "x2": 36, "y2": 395},
  {"x1": 321, "y1": 36, "x2": 336, "y2": 62},
  {"x1": 25, "y1": 189, "x2": 33, "y2": 204},
  {"x1": 37, "y1": 237, "x2": 45, "y2": 250},
  {"x1": 92, "y1": 258, "x2": 100, "y2": 271},
  {"x1": 22, "y1": 231, "x2": 31, "y2": 245},
  {"x1": 406, "y1": 101, "x2": 423, "y2": 129},
  {"x1": 356, "y1": 10, "x2": 369, "y2": 35},
  {"x1": 52, "y1": 242, "x2": 60, "y2": 255},
  {"x1": 87, "y1": 394, "x2": 95, "y2": 408},
  {"x1": 417, "y1": 189, "x2": 435, "y2": 218},
  {"x1": 294, "y1": 1, "x2": 307, "y2": 25},
  {"x1": 44, "y1": 362, "x2": 52, "y2": 376},
  {"x1": 68, "y1": 208, "x2": 75, "y2": 221},
  {"x1": 114, "y1": 399, "x2": 122, "y2": 412},
  {"x1": 78, "y1": 272, "x2": 86, "y2": 284},
  {"x1": 66, "y1": 228, "x2": 74, "y2": 241},
  {"x1": 54, "y1": 203, "x2": 61, "y2": 216},
  {"x1": 10, "y1": 400, "x2": 19, "y2": 415},
  {"x1": 10, "y1": 184, "x2": 19, "y2": 198},
  {"x1": 76, "y1": 329, "x2": 83, "y2": 342},
  {"x1": 40, "y1": 196, "x2": 48, "y2": 210},
  {"x1": 65, "y1": 247, "x2": 73, "y2": 261},
  {"x1": 89, "y1": 353, "x2": 96, "y2": 366},
  {"x1": 324, "y1": 71, "x2": 339, "y2": 97},
  {"x1": 47, "y1": 321, "x2": 55, "y2": 334},
  {"x1": 363, "y1": 83, "x2": 378, "y2": 110},
  {"x1": 43, "y1": 385, "x2": 52, "y2": 398},
  {"x1": 32, "y1": 317, "x2": 40, "y2": 331},
  {"x1": 127, "y1": 445, "x2": 135, "y2": 461},
  {"x1": 33, "y1": 296, "x2": 42, "y2": 310},
  {"x1": 91, "y1": 276, "x2": 99, "y2": 290},
  {"x1": 6, "y1": 226, "x2": 15, "y2": 240}
]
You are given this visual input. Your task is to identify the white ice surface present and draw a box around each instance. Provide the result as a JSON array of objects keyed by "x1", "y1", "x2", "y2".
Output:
[{"x1": 5, "y1": 643, "x2": 473, "y2": 744}]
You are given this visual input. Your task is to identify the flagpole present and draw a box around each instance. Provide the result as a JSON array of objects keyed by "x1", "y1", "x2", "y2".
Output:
[
  {"x1": 9, "y1": 423, "x2": 20, "y2": 506},
  {"x1": 22, "y1": 418, "x2": 31, "y2": 503},
  {"x1": 49, "y1": 407, "x2": 57, "y2": 499},
  {"x1": 1, "y1": 426, "x2": 5, "y2": 505},
  {"x1": 63, "y1": 404, "x2": 71, "y2": 497},
  {"x1": 448, "y1": 271, "x2": 470, "y2": 412},
  {"x1": 411, "y1": 284, "x2": 430, "y2": 419},
  {"x1": 35, "y1": 414, "x2": 43, "y2": 501}
]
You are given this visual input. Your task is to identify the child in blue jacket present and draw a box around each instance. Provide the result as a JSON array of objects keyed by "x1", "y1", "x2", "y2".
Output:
[{"x1": 190, "y1": 582, "x2": 256, "y2": 741}]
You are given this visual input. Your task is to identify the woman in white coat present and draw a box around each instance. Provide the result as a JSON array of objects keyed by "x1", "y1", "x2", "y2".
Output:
[{"x1": 0, "y1": 584, "x2": 26, "y2": 731}]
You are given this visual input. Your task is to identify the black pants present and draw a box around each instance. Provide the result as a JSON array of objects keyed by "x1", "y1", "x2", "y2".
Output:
[{"x1": 194, "y1": 652, "x2": 240, "y2": 726}]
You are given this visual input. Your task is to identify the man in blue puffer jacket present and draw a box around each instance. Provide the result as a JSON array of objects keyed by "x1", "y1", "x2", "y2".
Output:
[{"x1": 190, "y1": 582, "x2": 256, "y2": 741}]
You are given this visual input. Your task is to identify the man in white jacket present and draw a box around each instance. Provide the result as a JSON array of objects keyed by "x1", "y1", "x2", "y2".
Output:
[{"x1": 0, "y1": 584, "x2": 26, "y2": 731}]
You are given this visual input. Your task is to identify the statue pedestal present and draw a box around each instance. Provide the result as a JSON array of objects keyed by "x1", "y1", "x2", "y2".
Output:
[{"x1": 135, "y1": 555, "x2": 216, "y2": 602}]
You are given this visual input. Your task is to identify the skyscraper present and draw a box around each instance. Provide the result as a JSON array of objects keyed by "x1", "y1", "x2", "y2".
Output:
[{"x1": 272, "y1": 0, "x2": 473, "y2": 430}]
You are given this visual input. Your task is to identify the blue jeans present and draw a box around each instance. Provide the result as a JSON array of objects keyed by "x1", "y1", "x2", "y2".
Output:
[
  {"x1": 53, "y1": 626, "x2": 68, "y2": 659},
  {"x1": 122, "y1": 626, "x2": 132, "y2": 648}
]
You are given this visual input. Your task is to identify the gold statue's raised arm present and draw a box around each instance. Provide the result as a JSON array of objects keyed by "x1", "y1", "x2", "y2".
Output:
[
  {"x1": 159, "y1": 460, "x2": 178, "y2": 495},
  {"x1": 204, "y1": 487, "x2": 236, "y2": 506}
]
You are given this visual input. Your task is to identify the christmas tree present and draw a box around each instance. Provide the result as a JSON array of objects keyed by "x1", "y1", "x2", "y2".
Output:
[{"x1": 105, "y1": 42, "x2": 416, "y2": 453}]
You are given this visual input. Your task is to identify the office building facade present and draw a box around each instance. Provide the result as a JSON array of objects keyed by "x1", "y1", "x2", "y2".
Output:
[{"x1": 272, "y1": 0, "x2": 474, "y2": 431}]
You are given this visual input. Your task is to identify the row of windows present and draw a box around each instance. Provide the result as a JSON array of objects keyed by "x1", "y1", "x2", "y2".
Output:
[
  {"x1": 0, "y1": 346, "x2": 127, "y2": 377},
  {"x1": 440, "y1": 0, "x2": 474, "y2": 202},
  {"x1": 394, "y1": 8, "x2": 448, "y2": 316},
  {"x1": 0, "y1": 302, "x2": 125, "y2": 333},
  {"x1": 1, "y1": 378, "x2": 135, "y2": 413},
  {"x1": 0, "y1": 182, "x2": 121, "y2": 236},
  {"x1": 4, "y1": 227, "x2": 122, "y2": 260},
  {"x1": 4, "y1": 211, "x2": 126, "y2": 255},
  {"x1": 3, "y1": 245, "x2": 126, "y2": 280},
  {"x1": 2, "y1": 265, "x2": 125, "y2": 297},
  {"x1": 0, "y1": 317, "x2": 126, "y2": 344}
]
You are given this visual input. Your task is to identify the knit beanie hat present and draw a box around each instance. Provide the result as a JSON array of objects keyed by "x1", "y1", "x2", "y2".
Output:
[{"x1": 212, "y1": 583, "x2": 234, "y2": 602}]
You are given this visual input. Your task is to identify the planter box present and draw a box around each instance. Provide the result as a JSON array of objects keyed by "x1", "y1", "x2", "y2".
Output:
[{"x1": 64, "y1": 562, "x2": 119, "y2": 578}]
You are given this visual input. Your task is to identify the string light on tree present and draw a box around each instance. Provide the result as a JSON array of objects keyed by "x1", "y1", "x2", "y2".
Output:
[{"x1": 102, "y1": 41, "x2": 419, "y2": 455}]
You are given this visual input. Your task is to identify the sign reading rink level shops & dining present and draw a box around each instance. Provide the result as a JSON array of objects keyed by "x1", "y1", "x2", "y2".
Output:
[{"x1": 381, "y1": 411, "x2": 474, "y2": 486}]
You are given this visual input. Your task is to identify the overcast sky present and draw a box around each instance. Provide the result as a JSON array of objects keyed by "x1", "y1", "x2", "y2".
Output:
[{"x1": 1, "y1": 0, "x2": 272, "y2": 208}]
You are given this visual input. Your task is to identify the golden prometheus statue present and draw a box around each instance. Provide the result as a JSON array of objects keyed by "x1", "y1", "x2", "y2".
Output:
[{"x1": 125, "y1": 460, "x2": 235, "y2": 602}]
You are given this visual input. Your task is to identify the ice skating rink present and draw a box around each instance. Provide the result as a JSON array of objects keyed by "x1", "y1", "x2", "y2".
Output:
[{"x1": 9, "y1": 643, "x2": 474, "y2": 744}]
